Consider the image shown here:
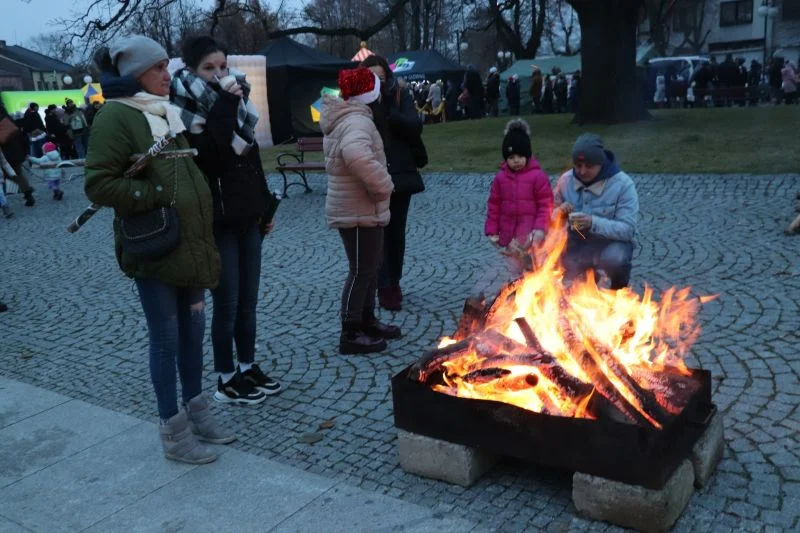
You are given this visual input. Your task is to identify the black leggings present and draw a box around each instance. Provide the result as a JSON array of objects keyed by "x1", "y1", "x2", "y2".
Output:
[
  {"x1": 339, "y1": 226, "x2": 384, "y2": 325},
  {"x1": 379, "y1": 192, "x2": 412, "y2": 288}
]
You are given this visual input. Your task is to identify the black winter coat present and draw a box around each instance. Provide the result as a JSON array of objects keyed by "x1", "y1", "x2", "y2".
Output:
[
  {"x1": 45, "y1": 114, "x2": 68, "y2": 143},
  {"x1": 22, "y1": 109, "x2": 44, "y2": 134},
  {"x1": 1, "y1": 127, "x2": 28, "y2": 166},
  {"x1": 486, "y1": 74, "x2": 501, "y2": 99},
  {"x1": 377, "y1": 88, "x2": 427, "y2": 195},
  {"x1": 506, "y1": 80, "x2": 521, "y2": 105},
  {"x1": 185, "y1": 91, "x2": 269, "y2": 228}
]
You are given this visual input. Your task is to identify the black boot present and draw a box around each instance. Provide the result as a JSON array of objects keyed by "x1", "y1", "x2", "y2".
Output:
[
  {"x1": 23, "y1": 191, "x2": 35, "y2": 207},
  {"x1": 339, "y1": 323, "x2": 387, "y2": 355},
  {"x1": 362, "y1": 314, "x2": 402, "y2": 339}
]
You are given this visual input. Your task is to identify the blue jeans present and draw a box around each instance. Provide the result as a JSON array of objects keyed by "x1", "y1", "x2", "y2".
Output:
[
  {"x1": 211, "y1": 223, "x2": 263, "y2": 373},
  {"x1": 562, "y1": 234, "x2": 634, "y2": 290},
  {"x1": 73, "y1": 134, "x2": 87, "y2": 159},
  {"x1": 136, "y1": 279, "x2": 206, "y2": 420}
]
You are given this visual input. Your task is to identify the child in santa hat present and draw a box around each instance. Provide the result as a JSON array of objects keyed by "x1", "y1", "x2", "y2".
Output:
[
  {"x1": 320, "y1": 67, "x2": 399, "y2": 355},
  {"x1": 28, "y1": 142, "x2": 63, "y2": 200}
]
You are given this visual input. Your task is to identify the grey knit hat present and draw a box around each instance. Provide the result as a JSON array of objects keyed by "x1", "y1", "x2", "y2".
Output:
[
  {"x1": 110, "y1": 36, "x2": 169, "y2": 78},
  {"x1": 572, "y1": 133, "x2": 606, "y2": 166}
]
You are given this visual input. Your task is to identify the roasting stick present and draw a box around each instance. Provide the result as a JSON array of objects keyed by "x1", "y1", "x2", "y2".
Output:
[{"x1": 66, "y1": 134, "x2": 196, "y2": 233}]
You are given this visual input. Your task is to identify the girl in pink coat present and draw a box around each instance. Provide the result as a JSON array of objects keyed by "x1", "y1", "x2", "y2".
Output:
[{"x1": 485, "y1": 118, "x2": 554, "y2": 274}]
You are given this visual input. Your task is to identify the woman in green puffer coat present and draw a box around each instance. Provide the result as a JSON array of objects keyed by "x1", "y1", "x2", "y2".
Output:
[{"x1": 84, "y1": 35, "x2": 230, "y2": 466}]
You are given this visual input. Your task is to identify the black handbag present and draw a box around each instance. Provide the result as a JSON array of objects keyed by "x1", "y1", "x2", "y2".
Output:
[{"x1": 120, "y1": 160, "x2": 181, "y2": 260}]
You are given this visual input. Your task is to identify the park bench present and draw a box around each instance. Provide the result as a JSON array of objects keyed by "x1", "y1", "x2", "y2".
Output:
[{"x1": 275, "y1": 137, "x2": 324, "y2": 197}]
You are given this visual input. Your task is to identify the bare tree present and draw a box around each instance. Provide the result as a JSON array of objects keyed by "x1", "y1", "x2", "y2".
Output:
[
  {"x1": 27, "y1": 32, "x2": 76, "y2": 64},
  {"x1": 480, "y1": 0, "x2": 548, "y2": 59},
  {"x1": 543, "y1": 0, "x2": 580, "y2": 55},
  {"x1": 673, "y1": 0, "x2": 716, "y2": 55},
  {"x1": 123, "y1": 0, "x2": 206, "y2": 56},
  {"x1": 55, "y1": 0, "x2": 412, "y2": 61},
  {"x1": 642, "y1": 0, "x2": 679, "y2": 57}
]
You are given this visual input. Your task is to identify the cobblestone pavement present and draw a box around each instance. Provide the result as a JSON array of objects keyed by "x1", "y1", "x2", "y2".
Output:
[{"x1": 1, "y1": 172, "x2": 798, "y2": 532}]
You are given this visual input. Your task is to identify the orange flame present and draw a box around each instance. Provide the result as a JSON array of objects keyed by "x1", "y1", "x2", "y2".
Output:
[{"x1": 430, "y1": 226, "x2": 713, "y2": 428}]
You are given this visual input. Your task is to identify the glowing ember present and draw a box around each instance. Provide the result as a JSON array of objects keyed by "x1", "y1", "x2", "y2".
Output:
[{"x1": 424, "y1": 227, "x2": 716, "y2": 429}]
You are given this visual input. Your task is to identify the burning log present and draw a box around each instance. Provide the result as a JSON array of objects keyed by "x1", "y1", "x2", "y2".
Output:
[
  {"x1": 590, "y1": 344, "x2": 673, "y2": 428},
  {"x1": 454, "y1": 295, "x2": 489, "y2": 340},
  {"x1": 557, "y1": 316, "x2": 657, "y2": 427},
  {"x1": 471, "y1": 353, "x2": 549, "y2": 370},
  {"x1": 484, "y1": 278, "x2": 524, "y2": 327},
  {"x1": 409, "y1": 339, "x2": 471, "y2": 383},
  {"x1": 631, "y1": 366, "x2": 702, "y2": 415},
  {"x1": 474, "y1": 329, "x2": 527, "y2": 357},
  {"x1": 463, "y1": 367, "x2": 511, "y2": 384},
  {"x1": 538, "y1": 358, "x2": 594, "y2": 399},
  {"x1": 513, "y1": 317, "x2": 546, "y2": 353},
  {"x1": 513, "y1": 317, "x2": 593, "y2": 400}
]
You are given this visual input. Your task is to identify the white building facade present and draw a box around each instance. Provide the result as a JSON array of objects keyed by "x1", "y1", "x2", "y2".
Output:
[{"x1": 656, "y1": 0, "x2": 800, "y2": 63}]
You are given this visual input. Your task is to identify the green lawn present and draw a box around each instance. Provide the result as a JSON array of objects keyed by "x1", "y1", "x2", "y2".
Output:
[{"x1": 261, "y1": 106, "x2": 800, "y2": 175}]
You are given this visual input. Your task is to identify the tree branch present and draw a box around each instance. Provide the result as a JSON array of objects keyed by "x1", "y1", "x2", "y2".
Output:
[{"x1": 265, "y1": 0, "x2": 412, "y2": 41}]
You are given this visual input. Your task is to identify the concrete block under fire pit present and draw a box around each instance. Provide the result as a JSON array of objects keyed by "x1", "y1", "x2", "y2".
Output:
[
  {"x1": 396, "y1": 429, "x2": 498, "y2": 487},
  {"x1": 572, "y1": 459, "x2": 694, "y2": 533},
  {"x1": 691, "y1": 410, "x2": 725, "y2": 488}
]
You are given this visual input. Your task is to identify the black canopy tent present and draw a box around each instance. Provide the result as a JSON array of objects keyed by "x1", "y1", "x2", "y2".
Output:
[
  {"x1": 258, "y1": 37, "x2": 355, "y2": 144},
  {"x1": 385, "y1": 50, "x2": 465, "y2": 85}
]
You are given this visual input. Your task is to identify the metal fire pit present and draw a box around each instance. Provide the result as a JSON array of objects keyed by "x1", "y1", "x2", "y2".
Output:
[{"x1": 392, "y1": 366, "x2": 715, "y2": 490}]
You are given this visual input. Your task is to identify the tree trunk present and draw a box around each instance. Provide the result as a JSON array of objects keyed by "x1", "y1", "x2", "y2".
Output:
[
  {"x1": 569, "y1": 0, "x2": 650, "y2": 124},
  {"x1": 411, "y1": 0, "x2": 421, "y2": 49},
  {"x1": 394, "y1": 2, "x2": 407, "y2": 51}
]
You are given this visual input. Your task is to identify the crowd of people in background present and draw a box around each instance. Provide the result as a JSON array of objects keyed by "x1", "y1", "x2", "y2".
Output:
[
  {"x1": 404, "y1": 51, "x2": 798, "y2": 125},
  {"x1": 406, "y1": 64, "x2": 582, "y2": 124},
  {"x1": 653, "y1": 54, "x2": 797, "y2": 108},
  {"x1": 0, "y1": 98, "x2": 103, "y2": 212}
]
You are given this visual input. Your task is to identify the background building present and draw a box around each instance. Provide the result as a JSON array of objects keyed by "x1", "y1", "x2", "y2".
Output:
[
  {"x1": 643, "y1": 0, "x2": 800, "y2": 63},
  {"x1": 0, "y1": 40, "x2": 74, "y2": 91}
]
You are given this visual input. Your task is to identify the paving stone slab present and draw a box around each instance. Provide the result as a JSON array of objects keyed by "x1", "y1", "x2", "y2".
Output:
[
  {"x1": 0, "y1": 422, "x2": 195, "y2": 533},
  {"x1": 572, "y1": 460, "x2": 695, "y2": 533},
  {"x1": 0, "y1": 399, "x2": 141, "y2": 488},
  {"x1": 271, "y1": 483, "x2": 477, "y2": 532},
  {"x1": 0, "y1": 376, "x2": 70, "y2": 428},
  {"x1": 0, "y1": 515, "x2": 32, "y2": 533},
  {"x1": 85, "y1": 448, "x2": 336, "y2": 532}
]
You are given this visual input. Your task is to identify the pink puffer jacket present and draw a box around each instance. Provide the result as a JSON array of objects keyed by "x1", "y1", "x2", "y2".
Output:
[
  {"x1": 320, "y1": 95, "x2": 394, "y2": 228},
  {"x1": 484, "y1": 158, "x2": 554, "y2": 247}
]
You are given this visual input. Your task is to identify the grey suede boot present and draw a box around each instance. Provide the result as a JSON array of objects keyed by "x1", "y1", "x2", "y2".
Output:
[
  {"x1": 159, "y1": 410, "x2": 217, "y2": 464},
  {"x1": 184, "y1": 394, "x2": 237, "y2": 444}
]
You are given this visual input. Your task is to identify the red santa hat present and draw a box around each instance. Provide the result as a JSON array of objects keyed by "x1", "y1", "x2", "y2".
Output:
[{"x1": 338, "y1": 67, "x2": 381, "y2": 105}]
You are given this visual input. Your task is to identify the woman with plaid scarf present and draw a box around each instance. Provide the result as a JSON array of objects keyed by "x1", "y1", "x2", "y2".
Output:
[{"x1": 170, "y1": 35, "x2": 282, "y2": 406}]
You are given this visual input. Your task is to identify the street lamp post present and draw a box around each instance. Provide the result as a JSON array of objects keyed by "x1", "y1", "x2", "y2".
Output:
[
  {"x1": 496, "y1": 50, "x2": 513, "y2": 71},
  {"x1": 757, "y1": 0, "x2": 779, "y2": 65}
]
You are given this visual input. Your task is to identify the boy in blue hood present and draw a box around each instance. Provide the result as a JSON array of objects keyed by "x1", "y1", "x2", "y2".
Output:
[{"x1": 552, "y1": 133, "x2": 639, "y2": 289}]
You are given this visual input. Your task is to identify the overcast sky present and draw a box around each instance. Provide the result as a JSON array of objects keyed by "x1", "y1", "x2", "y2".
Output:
[{"x1": 0, "y1": 0, "x2": 299, "y2": 48}]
